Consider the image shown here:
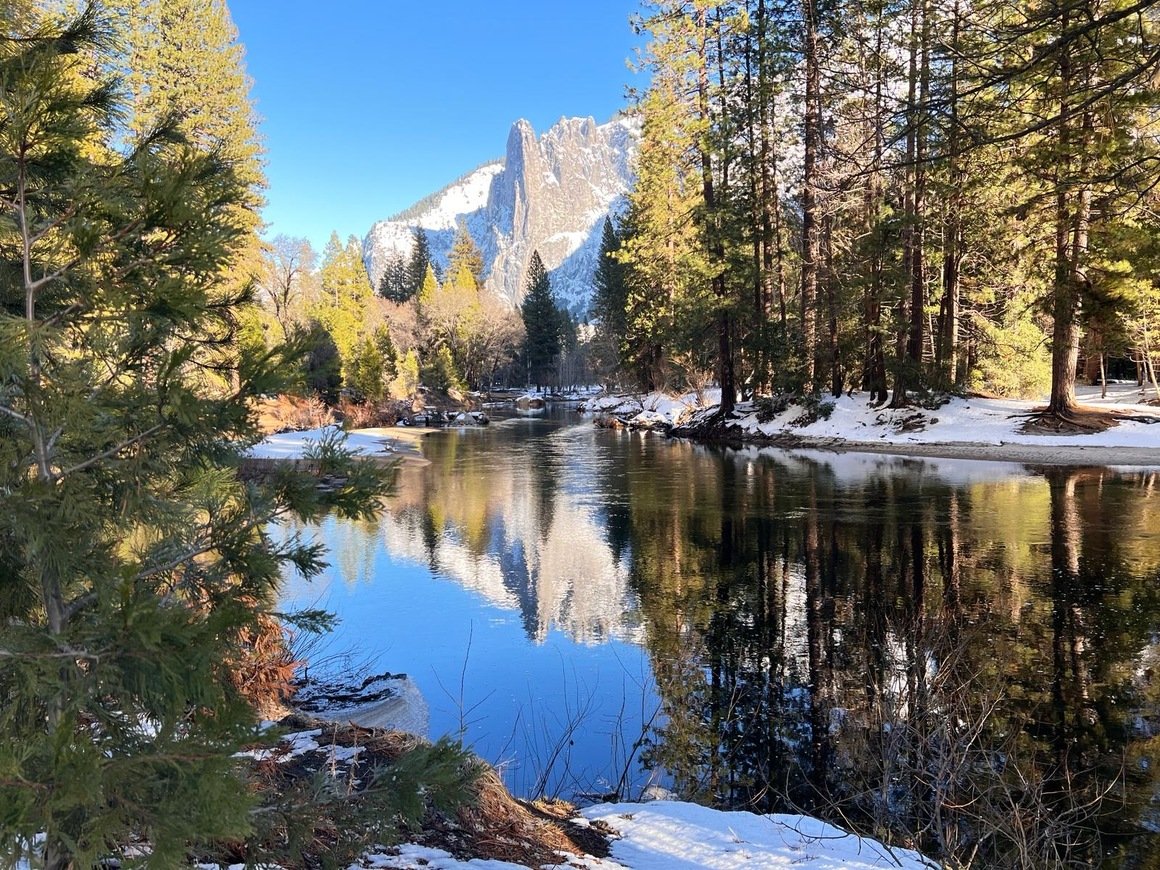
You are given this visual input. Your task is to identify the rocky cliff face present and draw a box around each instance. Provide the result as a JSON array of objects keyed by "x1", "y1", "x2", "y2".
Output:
[{"x1": 362, "y1": 115, "x2": 638, "y2": 316}]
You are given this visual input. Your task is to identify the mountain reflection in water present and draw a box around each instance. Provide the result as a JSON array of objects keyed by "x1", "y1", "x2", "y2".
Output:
[{"x1": 280, "y1": 409, "x2": 1160, "y2": 867}]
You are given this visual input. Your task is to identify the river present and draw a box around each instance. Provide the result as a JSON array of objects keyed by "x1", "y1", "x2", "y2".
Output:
[{"x1": 280, "y1": 407, "x2": 1160, "y2": 867}]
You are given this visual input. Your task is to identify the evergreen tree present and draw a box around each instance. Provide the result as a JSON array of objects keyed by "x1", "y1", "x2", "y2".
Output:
[
  {"x1": 521, "y1": 251, "x2": 563, "y2": 389},
  {"x1": 447, "y1": 221, "x2": 486, "y2": 288},
  {"x1": 349, "y1": 335, "x2": 387, "y2": 401},
  {"x1": 0, "y1": 11, "x2": 386, "y2": 868},
  {"x1": 112, "y1": 0, "x2": 264, "y2": 267},
  {"x1": 417, "y1": 262, "x2": 439, "y2": 307},
  {"x1": 590, "y1": 217, "x2": 628, "y2": 381},
  {"x1": 301, "y1": 320, "x2": 342, "y2": 401},
  {"x1": 312, "y1": 232, "x2": 375, "y2": 383},
  {"x1": 389, "y1": 349, "x2": 421, "y2": 399},
  {"x1": 422, "y1": 345, "x2": 465, "y2": 394},
  {"x1": 347, "y1": 324, "x2": 397, "y2": 402},
  {"x1": 406, "y1": 226, "x2": 432, "y2": 299},
  {"x1": 374, "y1": 323, "x2": 398, "y2": 381},
  {"x1": 618, "y1": 12, "x2": 712, "y2": 393},
  {"x1": 377, "y1": 252, "x2": 409, "y2": 302}
]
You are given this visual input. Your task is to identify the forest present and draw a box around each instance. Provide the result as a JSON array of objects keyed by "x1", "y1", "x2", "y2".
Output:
[
  {"x1": 4, "y1": 0, "x2": 1160, "y2": 866},
  {"x1": 590, "y1": 0, "x2": 1160, "y2": 420}
]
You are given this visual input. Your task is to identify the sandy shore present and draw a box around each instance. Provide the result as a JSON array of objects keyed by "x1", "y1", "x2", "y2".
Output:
[
  {"x1": 351, "y1": 426, "x2": 438, "y2": 465},
  {"x1": 761, "y1": 434, "x2": 1160, "y2": 468}
]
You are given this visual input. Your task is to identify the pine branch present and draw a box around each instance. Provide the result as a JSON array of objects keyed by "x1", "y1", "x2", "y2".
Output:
[{"x1": 57, "y1": 424, "x2": 165, "y2": 479}]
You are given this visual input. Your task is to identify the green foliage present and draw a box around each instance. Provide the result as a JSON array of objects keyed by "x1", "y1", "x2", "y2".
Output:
[
  {"x1": 345, "y1": 325, "x2": 398, "y2": 403},
  {"x1": 416, "y1": 262, "x2": 439, "y2": 307},
  {"x1": 447, "y1": 221, "x2": 485, "y2": 289},
  {"x1": 590, "y1": 217, "x2": 628, "y2": 382},
  {"x1": 310, "y1": 232, "x2": 376, "y2": 382},
  {"x1": 969, "y1": 313, "x2": 1053, "y2": 399},
  {"x1": 406, "y1": 227, "x2": 432, "y2": 300},
  {"x1": 616, "y1": 27, "x2": 714, "y2": 393},
  {"x1": 520, "y1": 251, "x2": 564, "y2": 388},
  {"x1": 348, "y1": 335, "x2": 387, "y2": 402},
  {"x1": 389, "y1": 349, "x2": 421, "y2": 400},
  {"x1": 621, "y1": 0, "x2": 1160, "y2": 409},
  {"x1": 0, "y1": 10, "x2": 389, "y2": 867},
  {"x1": 423, "y1": 345, "x2": 465, "y2": 394},
  {"x1": 377, "y1": 252, "x2": 409, "y2": 302},
  {"x1": 299, "y1": 321, "x2": 342, "y2": 401}
]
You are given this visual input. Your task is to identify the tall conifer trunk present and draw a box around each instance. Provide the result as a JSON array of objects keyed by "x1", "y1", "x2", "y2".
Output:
[
  {"x1": 892, "y1": 0, "x2": 928, "y2": 407},
  {"x1": 937, "y1": 0, "x2": 963, "y2": 387},
  {"x1": 863, "y1": 3, "x2": 888, "y2": 403},
  {"x1": 699, "y1": 7, "x2": 735, "y2": 414},
  {"x1": 801, "y1": 0, "x2": 821, "y2": 394},
  {"x1": 1048, "y1": 4, "x2": 1088, "y2": 417}
]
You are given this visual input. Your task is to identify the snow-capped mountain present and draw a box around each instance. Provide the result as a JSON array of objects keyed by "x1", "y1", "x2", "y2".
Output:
[{"x1": 362, "y1": 115, "x2": 639, "y2": 317}]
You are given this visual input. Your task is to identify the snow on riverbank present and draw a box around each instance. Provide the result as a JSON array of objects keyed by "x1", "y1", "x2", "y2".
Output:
[
  {"x1": 248, "y1": 426, "x2": 395, "y2": 459},
  {"x1": 739, "y1": 388, "x2": 1159, "y2": 449},
  {"x1": 247, "y1": 425, "x2": 431, "y2": 463},
  {"x1": 365, "y1": 800, "x2": 934, "y2": 869},
  {"x1": 582, "y1": 385, "x2": 1160, "y2": 466}
]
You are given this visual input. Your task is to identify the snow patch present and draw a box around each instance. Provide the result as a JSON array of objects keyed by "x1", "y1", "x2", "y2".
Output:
[{"x1": 248, "y1": 426, "x2": 399, "y2": 460}]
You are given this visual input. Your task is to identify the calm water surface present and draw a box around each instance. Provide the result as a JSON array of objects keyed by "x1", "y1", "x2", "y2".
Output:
[{"x1": 281, "y1": 408, "x2": 1160, "y2": 867}]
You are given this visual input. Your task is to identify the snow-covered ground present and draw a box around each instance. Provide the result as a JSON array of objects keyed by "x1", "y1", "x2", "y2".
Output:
[
  {"x1": 247, "y1": 425, "x2": 398, "y2": 460},
  {"x1": 247, "y1": 425, "x2": 433, "y2": 463},
  {"x1": 581, "y1": 384, "x2": 1160, "y2": 466},
  {"x1": 364, "y1": 801, "x2": 934, "y2": 869},
  {"x1": 736, "y1": 386, "x2": 1158, "y2": 448}
]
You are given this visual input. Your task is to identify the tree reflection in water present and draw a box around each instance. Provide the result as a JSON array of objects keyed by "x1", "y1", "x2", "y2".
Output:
[
  {"x1": 627, "y1": 451, "x2": 1160, "y2": 868},
  {"x1": 302, "y1": 417, "x2": 1160, "y2": 867}
]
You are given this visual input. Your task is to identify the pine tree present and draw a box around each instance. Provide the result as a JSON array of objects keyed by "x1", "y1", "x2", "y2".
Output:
[
  {"x1": 312, "y1": 232, "x2": 375, "y2": 382},
  {"x1": 521, "y1": 251, "x2": 563, "y2": 389},
  {"x1": 349, "y1": 335, "x2": 387, "y2": 401},
  {"x1": 447, "y1": 221, "x2": 486, "y2": 289},
  {"x1": 417, "y1": 262, "x2": 439, "y2": 306},
  {"x1": 377, "y1": 252, "x2": 409, "y2": 302},
  {"x1": 112, "y1": 0, "x2": 264, "y2": 264},
  {"x1": 0, "y1": 10, "x2": 386, "y2": 868},
  {"x1": 406, "y1": 226, "x2": 432, "y2": 299},
  {"x1": 590, "y1": 217, "x2": 628, "y2": 380},
  {"x1": 619, "y1": 3, "x2": 715, "y2": 394}
]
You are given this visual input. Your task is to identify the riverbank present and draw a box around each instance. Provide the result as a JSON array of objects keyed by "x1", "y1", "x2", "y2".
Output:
[
  {"x1": 224, "y1": 719, "x2": 935, "y2": 870},
  {"x1": 378, "y1": 800, "x2": 935, "y2": 868},
  {"x1": 247, "y1": 424, "x2": 437, "y2": 465},
  {"x1": 580, "y1": 384, "x2": 1160, "y2": 468}
]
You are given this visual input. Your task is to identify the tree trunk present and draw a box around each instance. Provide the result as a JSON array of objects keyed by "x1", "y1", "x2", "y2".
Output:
[
  {"x1": 937, "y1": 0, "x2": 963, "y2": 388},
  {"x1": 801, "y1": 0, "x2": 821, "y2": 394},
  {"x1": 824, "y1": 213, "x2": 842, "y2": 395},
  {"x1": 863, "y1": 3, "x2": 888, "y2": 403},
  {"x1": 745, "y1": 20, "x2": 764, "y2": 396},
  {"x1": 1047, "y1": 6, "x2": 1087, "y2": 417},
  {"x1": 698, "y1": 8, "x2": 734, "y2": 414},
  {"x1": 893, "y1": 0, "x2": 928, "y2": 407}
]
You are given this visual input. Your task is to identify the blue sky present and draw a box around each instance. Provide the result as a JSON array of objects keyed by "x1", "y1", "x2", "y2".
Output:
[{"x1": 230, "y1": 1, "x2": 644, "y2": 251}]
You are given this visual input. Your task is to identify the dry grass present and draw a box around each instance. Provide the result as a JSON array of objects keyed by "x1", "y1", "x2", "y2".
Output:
[
  {"x1": 255, "y1": 394, "x2": 336, "y2": 434},
  {"x1": 337, "y1": 398, "x2": 407, "y2": 429},
  {"x1": 227, "y1": 610, "x2": 299, "y2": 720},
  {"x1": 216, "y1": 716, "x2": 611, "y2": 869}
]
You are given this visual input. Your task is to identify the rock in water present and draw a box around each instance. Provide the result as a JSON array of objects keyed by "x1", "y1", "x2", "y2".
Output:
[{"x1": 293, "y1": 672, "x2": 430, "y2": 737}]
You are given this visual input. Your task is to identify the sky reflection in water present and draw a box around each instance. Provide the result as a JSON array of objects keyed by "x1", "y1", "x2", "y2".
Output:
[{"x1": 281, "y1": 409, "x2": 1160, "y2": 865}]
